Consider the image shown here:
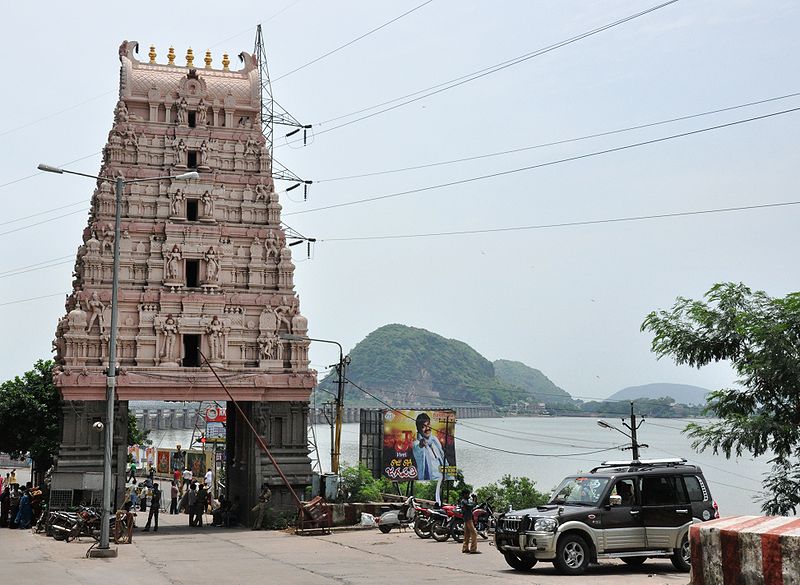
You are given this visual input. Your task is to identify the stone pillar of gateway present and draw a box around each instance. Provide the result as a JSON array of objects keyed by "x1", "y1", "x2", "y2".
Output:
[{"x1": 50, "y1": 41, "x2": 315, "y2": 516}]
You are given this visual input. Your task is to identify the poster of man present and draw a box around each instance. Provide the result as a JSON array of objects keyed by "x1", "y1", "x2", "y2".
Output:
[{"x1": 382, "y1": 410, "x2": 456, "y2": 481}]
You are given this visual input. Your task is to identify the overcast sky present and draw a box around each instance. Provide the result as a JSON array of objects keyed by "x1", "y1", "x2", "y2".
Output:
[{"x1": 1, "y1": 0, "x2": 798, "y2": 401}]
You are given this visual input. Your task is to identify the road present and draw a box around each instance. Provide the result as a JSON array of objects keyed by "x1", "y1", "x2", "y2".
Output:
[{"x1": 1, "y1": 513, "x2": 690, "y2": 585}]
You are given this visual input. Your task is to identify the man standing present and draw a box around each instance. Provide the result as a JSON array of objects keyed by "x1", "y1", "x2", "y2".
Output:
[
  {"x1": 128, "y1": 459, "x2": 137, "y2": 482},
  {"x1": 460, "y1": 490, "x2": 478, "y2": 554},
  {"x1": 204, "y1": 467, "x2": 213, "y2": 495},
  {"x1": 250, "y1": 483, "x2": 271, "y2": 530},
  {"x1": 170, "y1": 480, "x2": 179, "y2": 514},
  {"x1": 182, "y1": 467, "x2": 193, "y2": 494},
  {"x1": 143, "y1": 483, "x2": 161, "y2": 532},
  {"x1": 187, "y1": 483, "x2": 198, "y2": 526}
]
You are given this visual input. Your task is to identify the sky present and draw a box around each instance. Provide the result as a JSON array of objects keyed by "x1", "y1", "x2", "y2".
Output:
[{"x1": 1, "y1": 0, "x2": 798, "y2": 401}]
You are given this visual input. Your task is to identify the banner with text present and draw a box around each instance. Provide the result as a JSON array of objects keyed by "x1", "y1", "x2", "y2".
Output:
[{"x1": 382, "y1": 409, "x2": 456, "y2": 481}]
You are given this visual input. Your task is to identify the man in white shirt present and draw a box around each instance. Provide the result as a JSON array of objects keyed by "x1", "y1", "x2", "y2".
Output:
[
  {"x1": 204, "y1": 468, "x2": 213, "y2": 495},
  {"x1": 182, "y1": 467, "x2": 193, "y2": 495}
]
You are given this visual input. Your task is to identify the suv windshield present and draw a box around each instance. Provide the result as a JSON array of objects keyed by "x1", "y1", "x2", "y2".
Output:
[{"x1": 550, "y1": 476, "x2": 610, "y2": 506}]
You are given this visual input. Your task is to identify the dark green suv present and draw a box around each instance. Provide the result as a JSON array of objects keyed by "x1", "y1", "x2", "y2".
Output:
[{"x1": 494, "y1": 458, "x2": 718, "y2": 575}]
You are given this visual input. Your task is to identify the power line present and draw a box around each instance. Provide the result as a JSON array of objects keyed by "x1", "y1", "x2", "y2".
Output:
[
  {"x1": 282, "y1": 0, "x2": 680, "y2": 143},
  {"x1": 0, "y1": 91, "x2": 116, "y2": 138},
  {"x1": 344, "y1": 376, "x2": 626, "y2": 458},
  {"x1": 209, "y1": 0, "x2": 304, "y2": 48},
  {"x1": 0, "y1": 199, "x2": 88, "y2": 226},
  {"x1": 273, "y1": 0, "x2": 435, "y2": 82},
  {"x1": 0, "y1": 152, "x2": 101, "y2": 191},
  {"x1": 287, "y1": 106, "x2": 800, "y2": 218},
  {"x1": 0, "y1": 208, "x2": 87, "y2": 238},
  {"x1": 319, "y1": 199, "x2": 800, "y2": 243},
  {"x1": 315, "y1": 91, "x2": 800, "y2": 183},
  {"x1": 0, "y1": 259, "x2": 73, "y2": 280},
  {"x1": 0, "y1": 292, "x2": 67, "y2": 307}
]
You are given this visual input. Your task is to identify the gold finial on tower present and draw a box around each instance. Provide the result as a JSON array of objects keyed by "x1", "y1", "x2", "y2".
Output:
[
  {"x1": 186, "y1": 48, "x2": 194, "y2": 68},
  {"x1": 167, "y1": 46, "x2": 176, "y2": 65},
  {"x1": 148, "y1": 45, "x2": 157, "y2": 64},
  {"x1": 204, "y1": 50, "x2": 212, "y2": 68},
  {"x1": 222, "y1": 53, "x2": 230, "y2": 71}
]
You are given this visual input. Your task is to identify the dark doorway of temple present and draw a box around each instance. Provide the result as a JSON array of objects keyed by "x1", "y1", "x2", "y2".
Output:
[{"x1": 183, "y1": 335, "x2": 201, "y2": 367}]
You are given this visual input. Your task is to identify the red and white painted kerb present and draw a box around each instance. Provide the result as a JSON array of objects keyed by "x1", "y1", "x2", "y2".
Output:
[{"x1": 690, "y1": 516, "x2": 800, "y2": 585}]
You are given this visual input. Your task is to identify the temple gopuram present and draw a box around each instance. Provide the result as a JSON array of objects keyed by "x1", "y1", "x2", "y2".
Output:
[{"x1": 50, "y1": 41, "x2": 315, "y2": 513}]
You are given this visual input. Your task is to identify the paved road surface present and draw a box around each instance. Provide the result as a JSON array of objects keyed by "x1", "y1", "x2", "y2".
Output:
[{"x1": 1, "y1": 513, "x2": 689, "y2": 584}]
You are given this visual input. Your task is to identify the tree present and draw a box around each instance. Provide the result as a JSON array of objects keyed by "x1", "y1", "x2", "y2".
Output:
[
  {"x1": 0, "y1": 360, "x2": 61, "y2": 479},
  {"x1": 127, "y1": 412, "x2": 152, "y2": 447},
  {"x1": 475, "y1": 474, "x2": 548, "y2": 512},
  {"x1": 642, "y1": 283, "x2": 800, "y2": 515}
]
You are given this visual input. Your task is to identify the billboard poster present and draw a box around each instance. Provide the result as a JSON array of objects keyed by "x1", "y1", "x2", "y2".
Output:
[
  {"x1": 382, "y1": 410, "x2": 456, "y2": 481},
  {"x1": 186, "y1": 451, "x2": 208, "y2": 478},
  {"x1": 156, "y1": 450, "x2": 171, "y2": 474}
]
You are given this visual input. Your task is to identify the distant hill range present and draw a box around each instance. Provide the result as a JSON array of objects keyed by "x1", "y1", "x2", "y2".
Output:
[
  {"x1": 606, "y1": 383, "x2": 709, "y2": 406},
  {"x1": 315, "y1": 324, "x2": 571, "y2": 409},
  {"x1": 314, "y1": 324, "x2": 710, "y2": 415}
]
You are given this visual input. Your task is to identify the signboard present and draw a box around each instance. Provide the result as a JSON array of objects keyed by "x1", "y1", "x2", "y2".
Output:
[
  {"x1": 205, "y1": 421, "x2": 226, "y2": 442},
  {"x1": 382, "y1": 409, "x2": 456, "y2": 481},
  {"x1": 205, "y1": 405, "x2": 227, "y2": 423}
]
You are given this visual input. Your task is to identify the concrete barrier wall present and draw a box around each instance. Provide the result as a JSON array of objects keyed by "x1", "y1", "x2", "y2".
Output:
[{"x1": 691, "y1": 515, "x2": 800, "y2": 585}]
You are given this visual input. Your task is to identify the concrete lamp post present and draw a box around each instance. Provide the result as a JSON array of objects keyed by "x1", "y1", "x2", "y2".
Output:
[
  {"x1": 279, "y1": 333, "x2": 350, "y2": 474},
  {"x1": 38, "y1": 163, "x2": 199, "y2": 557}
]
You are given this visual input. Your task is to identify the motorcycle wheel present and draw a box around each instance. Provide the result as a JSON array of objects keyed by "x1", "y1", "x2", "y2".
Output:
[
  {"x1": 414, "y1": 518, "x2": 432, "y2": 539},
  {"x1": 378, "y1": 524, "x2": 392, "y2": 534},
  {"x1": 476, "y1": 519, "x2": 489, "y2": 539},
  {"x1": 451, "y1": 519, "x2": 464, "y2": 543},
  {"x1": 431, "y1": 519, "x2": 450, "y2": 542}
]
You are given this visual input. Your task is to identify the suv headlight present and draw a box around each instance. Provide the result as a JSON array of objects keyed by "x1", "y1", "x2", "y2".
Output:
[{"x1": 533, "y1": 517, "x2": 557, "y2": 532}]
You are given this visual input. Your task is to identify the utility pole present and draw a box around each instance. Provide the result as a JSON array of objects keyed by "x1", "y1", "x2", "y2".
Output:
[{"x1": 597, "y1": 401, "x2": 648, "y2": 462}]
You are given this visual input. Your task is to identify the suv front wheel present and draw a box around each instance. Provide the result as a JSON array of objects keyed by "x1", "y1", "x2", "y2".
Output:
[
  {"x1": 503, "y1": 552, "x2": 537, "y2": 571},
  {"x1": 671, "y1": 534, "x2": 691, "y2": 572},
  {"x1": 554, "y1": 533, "x2": 590, "y2": 575}
]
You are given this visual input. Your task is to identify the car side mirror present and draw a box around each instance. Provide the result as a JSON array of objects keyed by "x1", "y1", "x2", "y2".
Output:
[{"x1": 609, "y1": 495, "x2": 622, "y2": 507}]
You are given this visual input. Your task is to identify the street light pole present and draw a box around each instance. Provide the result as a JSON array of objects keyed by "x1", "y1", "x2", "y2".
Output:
[
  {"x1": 39, "y1": 164, "x2": 198, "y2": 555},
  {"x1": 279, "y1": 334, "x2": 348, "y2": 474}
]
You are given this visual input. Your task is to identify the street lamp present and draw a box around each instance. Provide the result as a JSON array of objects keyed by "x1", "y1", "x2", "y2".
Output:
[
  {"x1": 279, "y1": 333, "x2": 349, "y2": 474},
  {"x1": 38, "y1": 163, "x2": 198, "y2": 556},
  {"x1": 597, "y1": 401, "x2": 648, "y2": 461}
]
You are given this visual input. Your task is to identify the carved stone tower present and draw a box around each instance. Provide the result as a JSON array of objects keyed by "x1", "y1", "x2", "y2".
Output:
[{"x1": 51, "y1": 41, "x2": 315, "y2": 512}]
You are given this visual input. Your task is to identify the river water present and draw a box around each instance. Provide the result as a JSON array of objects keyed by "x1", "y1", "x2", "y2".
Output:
[{"x1": 151, "y1": 416, "x2": 772, "y2": 516}]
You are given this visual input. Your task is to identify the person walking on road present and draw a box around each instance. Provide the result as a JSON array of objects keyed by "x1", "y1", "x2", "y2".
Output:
[
  {"x1": 170, "y1": 480, "x2": 179, "y2": 514},
  {"x1": 143, "y1": 483, "x2": 161, "y2": 532},
  {"x1": 460, "y1": 490, "x2": 479, "y2": 554},
  {"x1": 128, "y1": 460, "x2": 137, "y2": 482}
]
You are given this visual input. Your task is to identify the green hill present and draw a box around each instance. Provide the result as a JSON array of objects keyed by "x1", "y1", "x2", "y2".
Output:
[
  {"x1": 315, "y1": 324, "x2": 529, "y2": 407},
  {"x1": 493, "y1": 359, "x2": 573, "y2": 404}
]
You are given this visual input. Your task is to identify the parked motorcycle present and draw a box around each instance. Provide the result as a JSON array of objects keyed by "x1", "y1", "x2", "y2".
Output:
[
  {"x1": 376, "y1": 496, "x2": 417, "y2": 534},
  {"x1": 431, "y1": 501, "x2": 494, "y2": 542},
  {"x1": 431, "y1": 504, "x2": 463, "y2": 542},
  {"x1": 49, "y1": 506, "x2": 108, "y2": 542},
  {"x1": 413, "y1": 504, "x2": 447, "y2": 539}
]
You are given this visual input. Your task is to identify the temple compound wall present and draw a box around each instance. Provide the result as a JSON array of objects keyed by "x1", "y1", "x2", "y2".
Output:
[{"x1": 51, "y1": 41, "x2": 314, "y2": 514}]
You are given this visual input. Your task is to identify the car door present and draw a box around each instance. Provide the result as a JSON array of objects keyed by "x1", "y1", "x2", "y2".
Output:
[
  {"x1": 639, "y1": 475, "x2": 692, "y2": 549},
  {"x1": 600, "y1": 478, "x2": 645, "y2": 551}
]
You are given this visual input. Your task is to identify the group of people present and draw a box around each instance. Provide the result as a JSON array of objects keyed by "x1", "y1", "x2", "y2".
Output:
[
  {"x1": 0, "y1": 470, "x2": 46, "y2": 530},
  {"x1": 124, "y1": 461, "x2": 231, "y2": 531}
]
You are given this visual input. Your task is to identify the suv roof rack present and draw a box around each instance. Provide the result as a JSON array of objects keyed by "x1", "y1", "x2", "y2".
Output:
[{"x1": 591, "y1": 458, "x2": 690, "y2": 473}]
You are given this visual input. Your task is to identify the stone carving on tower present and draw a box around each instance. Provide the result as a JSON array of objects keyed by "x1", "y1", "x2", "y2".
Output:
[{"x1": 50, "y1": 40, "x2": 315, "y2": 510}]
